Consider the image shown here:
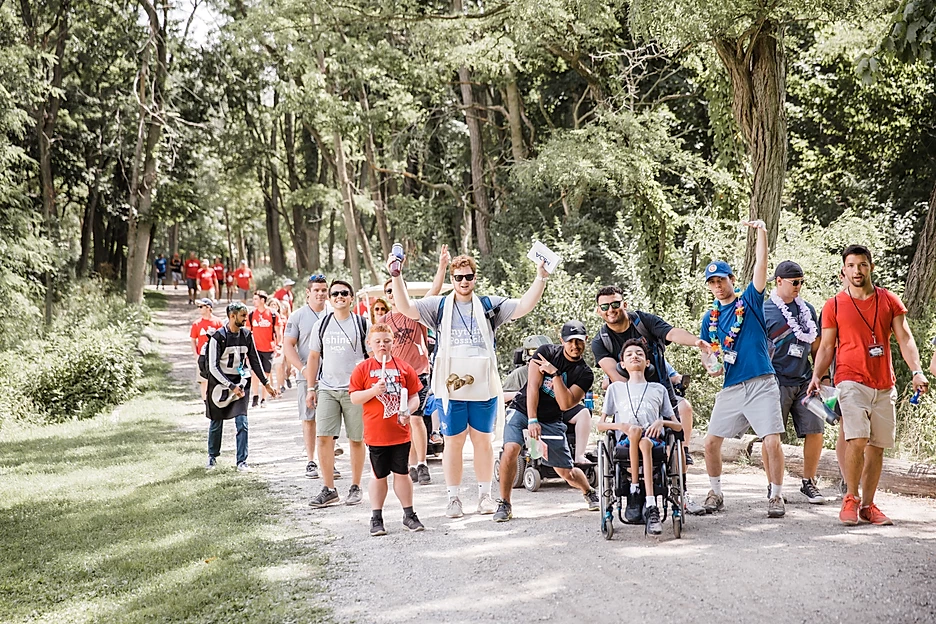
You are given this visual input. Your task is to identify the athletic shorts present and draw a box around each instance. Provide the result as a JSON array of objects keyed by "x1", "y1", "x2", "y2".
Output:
[
  {"x1": 503, "y1": 408, "x2": 573, "y2": 469},
  {"x1": 297, "y1": 378, "x2": 315, "y2": 421},
  {"x1": 837, "y1": 381, "x2": 896, "y2": 448},
  {"x1": 200, "y1": 289, "x2": 214, "y2": 300},
  {"x1": 156, "y1": 272, "x2": 166, "y2": 280},
  {"x1": 172, "y1": 271, "x2": 183, "y2": 282},
  {"x1": 255, "y1": 350, "x2": 273, "y2": 374},
  {"x1": 317, "y1": 389, "x2": 363, "y2": 441},
  {"x1": 238, "y1": 288, "x2": 250, "y2": 301},
  {"x1": 618, "y1": 436, "x2": 666, "y2": 449},
  {"x1": 413, "y1": 373, "x2": 430, "y2": 416},
  {"x1": 708, "y1": 374, "x2": 784, "y2": 439},
  {"x1": 779, "y1": 382, "x2": 824, "y2": 438},
  {"x1": 561, "y1": 403, "x2": 589, "y2": 424},
  {"x1": 441, "y1": 397, "x2": 498, "y2": 436},
  {"x1": 369, "y1": 442, "x2": 411, "y2": 479},
  {"x1": 186, "y1": 277, "x2": 197, "y2": 290}
]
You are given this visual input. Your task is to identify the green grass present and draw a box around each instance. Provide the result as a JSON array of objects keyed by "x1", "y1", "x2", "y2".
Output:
[
  {"x1": 143, "y1": 289, "x2": 168, "y2": 311},
  {"x1": 0, "y1": 356, "x2": 328, "y2": 623}
]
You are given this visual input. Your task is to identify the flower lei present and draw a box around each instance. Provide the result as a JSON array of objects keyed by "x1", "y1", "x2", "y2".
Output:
[
  {"x1": 708, "y1": 292, "x2": 745, "y2": 359},
  {"x1": 769, "y1": 291, "x2": 818, "y2": 344}
]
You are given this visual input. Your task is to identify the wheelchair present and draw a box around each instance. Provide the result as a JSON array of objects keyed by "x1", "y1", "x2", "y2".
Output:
[
  {"x1": 596, "y1": 428, "x2": 686, "y2": 539},
  {"x1": 494, "y1": 424, "x2": 598, "y2": 492}
]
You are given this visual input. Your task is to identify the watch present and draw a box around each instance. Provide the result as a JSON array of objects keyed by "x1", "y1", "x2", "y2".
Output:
[{"x1": 912, "y1": 370, "x2": 925, "y2": 377}]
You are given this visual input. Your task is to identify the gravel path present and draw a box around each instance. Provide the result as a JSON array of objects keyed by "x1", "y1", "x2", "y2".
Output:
[{"x1": 151, "y1": 287, "x2": 936, "y2": 624}]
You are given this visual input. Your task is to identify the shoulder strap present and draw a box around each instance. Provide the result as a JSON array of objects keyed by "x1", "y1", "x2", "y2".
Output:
[
  {"x1": 318, "y1": 312, "x2": 334, "y2": 349},
  {"x1": 436, "y1": 297, "x2": 445, "y2": 327},
  {"x1": 629, "y1": 311, "x2": 655, "y2": 344},
  {"x1": 356, "y1": 314, "x2": 368, "y2": 349},
  {"x1": 599, "y1": 324, "x2": 613, "y2": 358}
]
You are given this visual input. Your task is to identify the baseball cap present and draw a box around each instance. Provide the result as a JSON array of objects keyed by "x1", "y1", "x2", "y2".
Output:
[
  {"x1": 560, "y1": 320, "x2": 587, "y2": 342},
  {"x1": 196, "y1": 298, "x2": 214, "y2": 308},
  {"x1": 522, "y1": 335, "x2": 551, "y2": 351},
  {"x1": 283, "y1": 278, "x2": 296, "y2": 287},
  {"x1": 773, "y1": 260, "x2": 804, "y2": 279},
  {"x1": 704, "y1": 260, "x2": 733, "y2": 281}
]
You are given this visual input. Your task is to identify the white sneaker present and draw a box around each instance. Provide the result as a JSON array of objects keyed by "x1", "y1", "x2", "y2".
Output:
[
  {"x1": 446, "y1": 497, "x2": 464, "y2": 518},
  {"x1": 477, "y1": 493, "x2": 496, "y2": 515}
]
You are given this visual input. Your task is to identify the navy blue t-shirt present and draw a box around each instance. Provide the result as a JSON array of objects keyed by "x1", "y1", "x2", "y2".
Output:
[
  {"x1": 764, "y1": 297, "x2": 818, "y2": 387},
  {"x1": 699, "y1": 282, "x2": 775, "y2": 387}
]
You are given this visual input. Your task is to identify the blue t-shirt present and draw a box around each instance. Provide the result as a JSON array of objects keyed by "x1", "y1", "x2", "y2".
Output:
[
  {"x1": 699, "y1": 282, "x2": 775, "y2": 388},
  {"x1": 764, "y1": 297, "x2": 818, "y2": 387},
  {"x1": 154, "y1": 257, "x2": 168, "y2": 273}
]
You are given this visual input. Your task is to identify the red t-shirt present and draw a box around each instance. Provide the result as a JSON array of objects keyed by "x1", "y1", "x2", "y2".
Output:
[
  {"x1": 273, "y1": 288, "x2": 294, "y2": 309},
  {"x1": 249, "y1": 308, "x2": 278, "y2": 352},
  {"x1": 235, "y1": 268, "x2": 252, "y2": 291},
  {"x1": 225, "y1": 271, "x2": 235, "y2": 285},
  {"x1": 198, "y1": 268, "x2": 216, "y2": 292},
  {"x1": 213, "y1": 263, "x2": 225, "y2": 282},
  {"x1": 381, "y1": 312, "x2": 430, "y2": 376},
  {"x1": 190, "y1": 317, "x2": 224, "y2": 354},
  {"x1": 822, "y1": 287, "x2": 907, "y2": 390},
  {"x1": 349, "y1": 356, "x2": 422, "y2": 447},
  {"x1": 184, "y1": 259, "x2": 201, "y2": 279}
]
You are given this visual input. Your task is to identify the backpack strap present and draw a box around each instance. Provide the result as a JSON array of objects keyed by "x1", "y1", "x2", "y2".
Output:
[
  {"x1": 318, "y1": 312, "x2": 334, "y2": 351},
  {"x1": 248, "y1": 310, "x2": 254, "y2": 328},
  {"x1": 599, "y1": 324, "x2": 613, "y2": 359}
]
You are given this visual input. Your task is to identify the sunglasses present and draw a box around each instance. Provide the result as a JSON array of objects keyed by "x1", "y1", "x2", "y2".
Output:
[
  {"x1": 307, "y1": 273, "x2": 326, "y2": 283},
  {"x1": 453, "y1": 273, "x2": 475, "y2": 283},
  {"x1": 598, "y1": 300, "x2": 623, "y2": 311},
  {"x1": 330, "y1": 290, "x2": 351, "y2": 298},
  {"x1": 384, "y1": 288, "x2": 392, "y2": 295},
  {"x1": 784, "y1": 279, "x2": 805, "y2": 287}
]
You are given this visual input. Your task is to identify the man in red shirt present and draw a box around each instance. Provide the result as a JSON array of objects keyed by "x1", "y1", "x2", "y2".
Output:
[
  {"x1": 235, "y1": 260, "x2": 254, "y2": 301},
  {"x1": 273, "y1": 279, "x2": 296, "y2": 316},
  {"x1": 349, "y1": 324, "x2": 424, "y2": 535},
  {"x1": 190, "y1": 298, "x2": 224, "y2": 400},
  {"x1": 213, "y1": 257, "x2": 225, "y2": 300},
  {"x1": 249, "y1": 290, "x2": 279, "y2": 408},
  {"x1": 184, "y1": 251, "x2": 202, "y2": 305},
  {"x1": 197, "y1": 259, "x2": 217, "y2": 301},
  {"x1": 810, "y1": 245, "x2": 929, "y2": 526}
]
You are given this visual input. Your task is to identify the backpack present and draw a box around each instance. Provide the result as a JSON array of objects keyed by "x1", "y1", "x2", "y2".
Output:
[
  {"x1": 197, "y1": 326, "x2": 229, "y2": 379},
  {"x1": 435, "y1": 295, "x2": 501, "y2": 346},
  {"x1": 318, "y1": 312, "x2": 368, "y2": 357},
  {"x1": 601, "y1": 311, "x2": 674, "y2": 404}
]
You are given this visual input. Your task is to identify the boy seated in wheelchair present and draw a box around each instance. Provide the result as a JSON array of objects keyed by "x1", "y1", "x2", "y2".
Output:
[{"x1": 597, "y1": 339, "x2": 682, "y2": 535}]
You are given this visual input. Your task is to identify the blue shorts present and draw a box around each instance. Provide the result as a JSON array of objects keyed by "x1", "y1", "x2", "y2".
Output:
[
  {"x1": 441, "y1": 397, "x2": 498, "y2": 436},
  {"x1": 618, "y1": 436, "x2": 666, "y2": 449},
  {"x1": 503, "y1": 408, "x2": 573, "y2": 469}
]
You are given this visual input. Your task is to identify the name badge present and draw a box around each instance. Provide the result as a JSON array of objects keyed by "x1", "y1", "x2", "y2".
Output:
[
  {"x1": 868, "y1": 344, "x2": 884, "y2": 358},
  {"x1": 723, "y1": 350, "x2": 738, "y2": 365},
  {"x1": 788, "y1": 344, "x2": 806, "y2": 359}
]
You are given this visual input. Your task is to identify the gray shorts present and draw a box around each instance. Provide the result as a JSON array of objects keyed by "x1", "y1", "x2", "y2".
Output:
[
  {"x1": 709, "y1": 374, "x2": 784, "y2": 439},
  {"x1": 779, "y1": 382, "x2": 824, "y2": 437},
  {"x1": 238, "y1": 288, "x2": 250, "y2": 301},
  {"x1": 297, "y1": 379, "x2": 316, "y2": 421},
  {"x1": 317, "y1": 389, "x2": 364, "y2": 441},
  {"x1": 503, "y1": 408, "x2": 573, "y2": 469}
]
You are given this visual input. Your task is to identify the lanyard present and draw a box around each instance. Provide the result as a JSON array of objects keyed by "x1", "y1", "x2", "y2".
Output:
[
  {"x1": 846, "y1": 287, "x2": 879, "y2": 343},
  {"x1": 333, "y1": 316, "x2": 359, "y2": 352},
  {"x1": 625, "y1": 382, "x2": 650, "y2": 425},
  {"x1": 454, "y1": 301, "x2": 476, "y2": 336}
]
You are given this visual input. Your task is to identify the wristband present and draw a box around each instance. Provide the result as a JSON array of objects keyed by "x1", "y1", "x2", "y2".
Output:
[
  {"x1": 528, "y1": 418, "x2": 538, "y2": 424},
  {"x1": 536, "y1": 276, "x2": 548, "y2": 283},
  {"x1": 307, "y1": 387, "x2": 318, "y2": 394},
  {"x1": 912, "y1": 370, "x2": 925, "y2": 377}
]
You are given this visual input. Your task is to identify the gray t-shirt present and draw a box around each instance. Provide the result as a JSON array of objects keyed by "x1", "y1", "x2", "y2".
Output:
[
  {"x1": 503, "y1": 366, "x2": 529, "y2": 393},
  {"x1": 603, "y1": 381, "x2": 674, "y2": 437},
  {"x1": 284, "y1": 304, "x2": 331, "y2": 365},
  {"x1": 309, "y1": 313, "x2": 368, "y2": 391},
  {"x1": 415, "y1": 295, "x2": 519, "y2": 349}
]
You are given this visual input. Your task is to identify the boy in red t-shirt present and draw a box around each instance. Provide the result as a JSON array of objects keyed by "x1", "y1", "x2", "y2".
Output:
[
  {"x1": 349, "y1": 324, "x2": 424, "y2": 536},
  {"x1": 190, "y1": 299, "x2": 224, "y2": 400},
  {"x1": 198, "y1": 260, "x2": 217, "y2": 300}
]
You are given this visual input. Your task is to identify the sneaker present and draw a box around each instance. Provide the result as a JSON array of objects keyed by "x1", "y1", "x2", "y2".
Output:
[
  {"x1": 279, "y1": 386, "x2": 286, "y2": 394},
  {"x1": 685, "y1": 493, "x2": 706, "y2": 516},
  {"x1": 800, "y1": 479, "x2": 826, "y2": 504},
  {"x1": 429, "y1": 431, "x2": 443, "y2": 445},
  {"x1": 310, "y1": 486, "x2": 340, "y2": 508},
  {"x1": 370, "y1": 517, "x2": 387, "y2": 536},
  {"x1": 236, "y1": 462, "x2": 252, "y2": 472},
  {"x1": 417, "y1": 463, "x2": 431, "y2": 485},
  {"x1": 767, "y1": 495, "x2": 785, "y2": 518},
  {"x1": 409, "y1": 466, "x2": 418, "y2": 483},
  {"x1": 477, "y1": 493, "x2": 496, "y2": 515},
  {"x1": 684, "y1": 448, "x2": 694, "y2": 465},
  {"x1": 585, "y1": 489, "x2": 600, "y2": 511},
  {"x1": 644, "y1": 505, "x2": 663, "y2": 535},
  {"x1": 703, "y1": 489, "x2": 725, "y2": 513},
  {"x1": 286, "y1": 378, "x2": 293, "y2": 389},
  {"x1": 333, "y1": 468, "x2": 341, "y2": 479},
  {"x1": 205, "y1": 457, "x2": 217, "y2": 470},
  {"x1": 305, "y1": 460, "x2": 319, "y2": 479},
  {"x1": 259, "y1": 399, "x2": 266, "y2": 408},
  {"x1": 251, "y1": 396, "x2": 259, "y2": 408},
  {"x1": 446, "y1": 497, "x2": 464, "y2": 518},
  {"x1": 345, "y1": 484, "x2": 363, "y2": 506},
  {"x1": 839, "y1": 493, "x2": 860, "y2": 525},
  {"x1": 493, "y1": 499, "x2": 512, "y2": 522},
  {"x1": 859, "y1": 503, "x2": 894, "y2": 526},
  {"x1": 334, "y1": 446, "x2": 344, "y2": 457},
  {"x1": 624, "y1": 490, "x2": 643, "y2": 523},
  {"x1": 403, "y1": 513, "x2": 425, "y2": 532}
]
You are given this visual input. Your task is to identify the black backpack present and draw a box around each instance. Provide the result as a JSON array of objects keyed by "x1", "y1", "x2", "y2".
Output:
[
  {"x1": 435, "y1": 295, "x2": 501, "y2": 345},
  {"x1": 318, "y1": 312, "x2": 368, "y2": 355},
  {"x1": 197, "y1": 326, "x2": 229, "y2": 379}
]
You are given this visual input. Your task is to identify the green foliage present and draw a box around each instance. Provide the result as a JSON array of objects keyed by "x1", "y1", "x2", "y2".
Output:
[{"x1": 862, "y1": 0, "x2": 936, "y2": 71}]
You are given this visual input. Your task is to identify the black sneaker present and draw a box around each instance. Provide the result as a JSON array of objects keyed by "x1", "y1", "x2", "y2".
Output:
[
  {"x1": 409, "y1": 466, "x2": 418, "y2": 482},
  {"x1": 644, "y1": 505, "x2": 663, "y2": 535},
  {"x1": 416, "y1": 463, "x2": 431, "y2": 485},
  {"x1": 251, "y1": 396, "x2": 259, "y2": 408},
  {"x1": 493, "y1": 499, "x2": 512, "y2": 522},
  {"x1": 286, "y1": 379, "x2": 293, "y2": 389},
  {"x1": 279, "y1": 386, "x2": 286, "y2": 394},
  {"x1": 310, "y1": 486, "x2": 340, "y2": 508},
  {"x1": 370, "y1": 517, "x2": 387, "y2": 536},
  {"x1": 684, "y1": 447, "x2": 694, "y2": 465},
  {"x1": 624, "y1": 490, "x2": 643, "y2": 524},
  {"x1": 305, "y1": 460, "x2": 318, "y2": 479},
  {"x1": 259, "y1": 399, "x2": 266, "y2": 408},
  {"x1": 800, "y1": 478, "x2": 826, "y2": 504},
  {"x1": 403, "y1": 513, "x2": 425, "y2": 532},
  {"x1": 585, "y1": 489, "x2": 600, "y2": 511}
]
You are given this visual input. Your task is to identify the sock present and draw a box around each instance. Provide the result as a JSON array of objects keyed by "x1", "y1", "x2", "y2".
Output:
[
  {"x1": 371, "y1": 509, "x2": 383, "y2": 521},
  {"x1": 630, "y1": 483, "x2": 640, "y2": 494},
  {"x1": 645, "y1": 499, "x2": 655, "y2": 510},
  {"x1": 418, "y1": 461, "x2": 428, "y2": 468},
  {"x1": 447, "y1": 486, "x2": 460, "y2": 501},
  {"x1": 478, "y1": 481, "x2": 491, "y2": 498},
  {"x1": 403, "y1": 506, "x2": 415, "y2": 518},
  {"x1": 769, "y1": 483, "x2": 783, "y2": 499},
  {"x1": 709, "y1": 476, "x2": 722, "y2": 496}
]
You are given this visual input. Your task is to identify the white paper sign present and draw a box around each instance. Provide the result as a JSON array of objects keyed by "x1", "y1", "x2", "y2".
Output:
[{"x1": 527, "y1": 241, "x2": 562, "y2": 274}]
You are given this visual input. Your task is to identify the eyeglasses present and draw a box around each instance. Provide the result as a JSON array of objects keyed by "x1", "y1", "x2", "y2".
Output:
[
  {"x1": 784, "y1": 279, "x2": 805, "y2": 287},
  {"x1": 453, "y1": 273, "x2": 475, "y2": 283},
  {"x1": 384, "y1": 289, "x2": 392, "y2": 295},
  {"x1": 330, "y1": 290, "x2": 351, "y2": 298},
  {"x1": 598, "y1": 300, "x2": 623, "y2": 311}
]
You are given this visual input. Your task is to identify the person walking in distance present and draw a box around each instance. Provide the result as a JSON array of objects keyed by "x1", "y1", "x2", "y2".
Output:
[
  {"x1": 154, "y1": 254, "x2": 168, "y2": 289},
  {"x1": 234, "y1": 260, "x2": 254, "y2": 302},
  {"x1": 381, "y1": 245, "x2": 450, "y2": 485},
  {"x1": 184, "y1": 251, "x2": 201, "y2": 305},
  {"x1": 305, "y1": 280, "x2": 370, "y2": 507},
  {"x1": 225, "y1": 265, "x2": 235, "y2": 302},
  {"x1": 809, "y1": 245, "x2": 929, "y2": 526},
  {"x1": 249, "y1": 291, "x2": 280, "y2": 409},
  {"x1": 191, "y1": 298, "x2": 223, "y2": 401},
  {"x1": 274, "y1": 279, "x2": 296, "y2": 316},
  {"x1": 198, "y1": 259, "x2": 217, "y2": 301},
  {"x1": 699, "y1": 220, "x2": 787, "y2": 519},
  {"x1": 268, "y1": 298, "x2": 288, "y2": 393},
  {"x1": 764, "y1": 260, "x2": 826, "y2": 504},
  {"x1": 389, "y1": 252, "x2": 549, "y2": 518},
  {"x1": 170, "y1": 252, "x2": 183, "y2": 290},
  {"x1": 212, "y1": 257, "x2": 225, "y2": 301}
]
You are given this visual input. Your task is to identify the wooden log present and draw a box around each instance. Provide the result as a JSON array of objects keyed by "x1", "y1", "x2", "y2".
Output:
[
  {"x1": 689, "y1": 434, "x2": 757, "y2": 463},
  {"x1": 750, "y1": 442, "x2": 936, "y2": 499}
]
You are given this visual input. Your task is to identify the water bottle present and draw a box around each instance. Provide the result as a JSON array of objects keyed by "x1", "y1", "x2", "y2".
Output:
[
  {"x1": 584, "y1": 391, "x2": 594, "y2": 411},
  {"x1": 701, "y1": 352, "x2": 722, "y2": 374},
  {"x1": 389, "y1": 243, "x2": 404, "y2": 277},
  {"x1": 910, "y1": 389, "x2": 923, "y2": 406},
  {"x1": 801, "y1": 395, "x2": 840, "y2": 425}
]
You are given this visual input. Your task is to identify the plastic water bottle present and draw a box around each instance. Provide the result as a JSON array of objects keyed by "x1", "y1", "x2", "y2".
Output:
[
  {"x1": 701, "y1": 352, "x2": 722, "y2": 374},
  {"x1": 389, "y1": 243, "x2": 404, "y2": 277},
  {"x1": 801, "y1": 395, "x2": 840, "y2": 425},
  {"x1": 584, "y1": 391, "x2": 594, "y2": 411},
  {"x1": 910, "y1": 389, "x2": 923, "y2": 406}
]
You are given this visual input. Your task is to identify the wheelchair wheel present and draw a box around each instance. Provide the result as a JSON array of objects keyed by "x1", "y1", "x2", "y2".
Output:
[
  {"x1": 523, "y1": 466, "x2": 542, "y2": 492},
  {"x1": 513, "y1": 453, "x2": 525, "y2": 489},
  {"x1": 493, "y1": 458, "x2": 501, "y2": 483},
  {"x1": 598, "y1": 437, "x2": 615, "y2": 540},
  {"x1": 669, "y1": 443, "x2": 686, "y2": 539}
]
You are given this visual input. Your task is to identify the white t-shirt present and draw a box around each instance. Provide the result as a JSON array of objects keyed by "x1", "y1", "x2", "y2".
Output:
[{"x1": 603, "y1": 381, "x2": 674, "y2": 440}]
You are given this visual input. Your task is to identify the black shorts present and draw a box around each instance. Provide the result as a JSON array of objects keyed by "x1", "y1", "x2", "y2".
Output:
[
  {"x1": 256, "y1": 350, "x2": 273, "y2": 374},
  {"x1": 561, "y1": 403, "x2": 589, "y2": 424},
  {"x1": 156, "y1": 272, "x2": 166, "y2": 280},
  {"x1": 369, "y1": 442, "x2": 411, "y2": 479},
  {"x1": 413, "y1": 373, "x2": 431, "y2": 416},
  {"x1": 186, "y1": 277, "x2": 197, "y2": 290}
]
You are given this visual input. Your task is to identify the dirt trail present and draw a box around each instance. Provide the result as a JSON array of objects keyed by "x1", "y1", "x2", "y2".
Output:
[{"x1": 151, "y1": 286, "x2": 936, "y2": 624}]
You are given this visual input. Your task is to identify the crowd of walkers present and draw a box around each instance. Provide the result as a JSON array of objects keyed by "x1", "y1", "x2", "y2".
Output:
[{"x1": 189, "y1": 224, "x2": 934, "y2": 536}]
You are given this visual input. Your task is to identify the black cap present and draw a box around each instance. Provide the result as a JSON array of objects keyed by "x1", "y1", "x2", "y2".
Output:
[
  {"x1": 560, "y1": 320, "x2": 587, "y2": 342},
  {"x1": 773, "y1": 260, "x2": 804, "y2": 279}
]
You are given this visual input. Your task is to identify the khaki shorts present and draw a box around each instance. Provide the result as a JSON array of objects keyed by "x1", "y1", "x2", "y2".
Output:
[
  {"x1": 317, "y1": 389, "x2": 363, "y2": 441},
  {"x1": 709, "y1": 374, "x2": 784, "y2": 439},
  {"x1": 297, "y1": 379, "x2": 315, "y2": 422},
  {"x1": 837, "y1": 381, "x2": 896, "y2": 448}
]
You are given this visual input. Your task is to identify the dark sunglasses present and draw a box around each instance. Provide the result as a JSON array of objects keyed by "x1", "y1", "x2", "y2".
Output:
[
  {"x1": 384, "y1": 288, "x2": 393, "y2": 295},
  {"x1": 307, "y1": 273, "x2": 326, "y2": 283},
  {"x1": 330, "y1": 290, "x2": 351, "y2": 298},
  {"x1": 598, "y1": 300, "x2": 623, "y2": 311},
  {"x1": 453, "y1": 273, "x2": 475, "y2": 283},
  {"x1": 784, "y1": 279, "x2": 805, "y2": 287}
]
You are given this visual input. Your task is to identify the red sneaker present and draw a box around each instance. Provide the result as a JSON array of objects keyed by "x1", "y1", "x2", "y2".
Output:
[
  {"x1": 839, "y1": 493, "x2": 860, "y2": 526},
  {"x1": 859, "y1": 503, "x2": 894, "y2": 526}
]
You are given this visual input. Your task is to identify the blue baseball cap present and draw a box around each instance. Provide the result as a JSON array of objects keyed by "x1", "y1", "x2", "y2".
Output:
[{"x1": 704, "y1": 260, "x2": 733, "y2": 281}]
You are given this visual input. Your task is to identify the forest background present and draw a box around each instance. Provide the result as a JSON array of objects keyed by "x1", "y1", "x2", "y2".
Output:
[{"x1": 2, "y1": 0, "x2": 936, "y2": 460}]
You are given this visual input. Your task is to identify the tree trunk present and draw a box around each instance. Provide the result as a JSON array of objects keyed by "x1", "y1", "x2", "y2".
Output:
[
  {"x1": 457, "y1": 65, "x2": 491, "y2": 256},
  {"x1": 714, "y1": 22, "x2": 786, "y2": 282},
  {"x1": 284, "y1": 111, "x2": 310, "y2": 272},
  {"x1": 360, "y1": 90, "x2": 392, "y2": 259},
  {"x1": 505, "y1": 67, "x2": 527, "y2": 162},
  {"x1": 77, "y1": 162, "x2": 101, "y2": 278},
  {"x1": 264, "y1": 104, "x2": 287, "y2": 274},
  {"x1": 333, "y1": 130, "x2": 363, "y2": 291},
  {"x1": 303, "y1": 127, "x2": 323, "y2": 271},
  {"x1": 904, "y1": 182, "x2": 936, "y2": 318},
  {"x1": 168, "y1": 222, "x2": 179, "y2": 256},
  {"x1": 327, "y1": 204, "x2": 336, "y2": 270}
]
